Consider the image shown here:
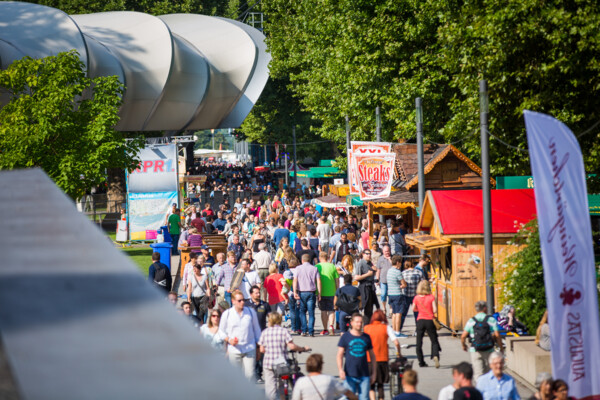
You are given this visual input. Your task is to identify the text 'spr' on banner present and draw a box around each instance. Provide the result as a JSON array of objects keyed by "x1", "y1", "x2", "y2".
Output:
[
  {"x1": 127, "y1": 144, "x2": 179, "y2": 240},
  {"x1": 525, "y1": 110, "x2": 600, "y2": 399}
]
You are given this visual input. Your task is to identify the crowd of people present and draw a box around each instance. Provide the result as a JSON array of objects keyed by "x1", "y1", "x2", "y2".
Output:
[{"x1": 145, "y1": 164, "x2": 561, "y2": 400}]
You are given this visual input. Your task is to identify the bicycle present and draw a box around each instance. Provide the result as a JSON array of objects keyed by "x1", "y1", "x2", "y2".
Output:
[
  {"x1": 388, "y1": 357, "x2": 412, "y2": 398},
  {"x1": 274, "y1": 348, "x2": 310, "y2": 400}
]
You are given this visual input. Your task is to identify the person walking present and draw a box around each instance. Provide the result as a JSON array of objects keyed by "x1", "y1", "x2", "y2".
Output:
[
  {"x1": 293, "y1": 253, "x2": 322, "y2": 336},
  {"x1": 393, "y1": 370, "x2": 430, "y2": 400},
  {"x1": 476, "y1": 352, "x2": 520, "y2": 400},
  {"x1": 375, "y1": 245, "x2": 393, "y2": 316},
  {"x1": 263, "y1": 262, "x2": 286, "y2": 314},
  {"x1": 148, "y1": 252, "x2": 172, "y2": 294},
  {"x1": 254, "y1": 242, "x2": 272, "y2": 301},
  {"x1": 363, "y1": 310, "x2": 402, "y2": 400},
  {"x1": 292, "y1": 353, "x2": 357, "y2": 400},
  {"x1": 387, "y1": 255, "x2": 405, "y2": 336},
  {"x1": 460, "y1": 301, "x2": 503, "y2": 382},
  {"x1": 259, "y1": 312, "x2": 310, "y2": 400},
  {"x1": 336, "y1": 313, "x2": 377, "y2": 400},
  {"x1": 354, "y1": 249, "x2": 378, "y2": 324},
  {"x1": 246, "y1": 285, "x2": 270, "y2": 384},
  {"x1": 400, "y1": 260, "x2": 424, "y2": 333},
  {"x1": 412, "y1": 280, "x2": 441, "y2": 368},
  {"x1": 316, "y1": 251, "x2": 339, "y2": 335},
  {"x1": 186, "y1": 262, "x2": 211, "y2": 324},
  {"x1": 334, "y1": 274, "x2": 361, "y2": 333},
  {"x1": 216, "y1": 251, "x2": 237, "y2": 306},
  {"x1": 219, "y1": 290, "x2": 262, "y2": 380},
  {"x1": 317, "y1": 215, "x2": 332, "y2": 254},
  {"x1": 168, "y1": 207, "x2": 183, "y2": 255},
  {"x1": 451, "y1": 362, "x2": 483, "y2": 400}
]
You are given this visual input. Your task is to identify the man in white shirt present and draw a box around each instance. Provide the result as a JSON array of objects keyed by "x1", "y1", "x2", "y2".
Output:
[
  {"x1": 238, "y1": 259, "x2": 262, "y2": 300},
  {"x1": 254, "y1": 243, "x2": 272, "y2": 301},
  {"x1": 316, "y1": 216, "x2": 332, "y2": 255},
  {"x1": 219, "y1": 290, "x2": 262, "y2": 380}
]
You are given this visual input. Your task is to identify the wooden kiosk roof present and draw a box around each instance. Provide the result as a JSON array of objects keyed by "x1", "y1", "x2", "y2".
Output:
[
  {"x1": 391, "y1": 143, "x2": 495, "y2": 189},
  {"x1": 414, "y1": 188, "x2": 536, "y2": 237}
]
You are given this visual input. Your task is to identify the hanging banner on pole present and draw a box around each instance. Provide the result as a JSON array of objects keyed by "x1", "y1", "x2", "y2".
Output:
[
  {"x1": 127, "y1": 143, "x2": 179, "y2": 240},
  {"x1": 525, "y1": 110, "x2": 600, "y2": 400},
  {"x1": 349, "y1": 141, "x2": 391, "y2": 194},
  {"x1": 352, "y1": 152, "x2": 396, "y2": 201}
]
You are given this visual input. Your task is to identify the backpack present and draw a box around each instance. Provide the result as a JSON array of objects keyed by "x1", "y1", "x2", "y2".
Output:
[
  {"x1": 153, "y1": 263, "x2": 168, "y2": 287},
  {"x1": 470, "y1": 315, "x2": 494, "y2": 351},
  {"x1": 336, "y1": 290, "x2": 360, "y2": 314}
]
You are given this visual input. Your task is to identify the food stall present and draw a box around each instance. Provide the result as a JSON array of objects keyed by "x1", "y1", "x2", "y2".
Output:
[{"x1": 405, "y1": 189, "x2": 536, "y2": 331}]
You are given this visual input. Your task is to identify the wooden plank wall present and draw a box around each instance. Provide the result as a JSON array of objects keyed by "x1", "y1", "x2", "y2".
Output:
[
  {"x1": 430, "y1": 237, "x2": 524, "y2": 331},
  {"x1": 423, "y1": 153, "x2": 483, "y2": 190}
]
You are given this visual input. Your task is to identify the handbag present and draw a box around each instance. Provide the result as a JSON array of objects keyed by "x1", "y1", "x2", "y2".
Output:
[{"x1": 433, "y1": 318, "x2": 442, "y2": 331}]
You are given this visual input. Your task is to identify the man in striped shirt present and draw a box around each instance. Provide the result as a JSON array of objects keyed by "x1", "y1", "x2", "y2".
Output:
[
  {"x1": 386, "y1": 255, "x2": 405, "y2": 336},
  {"x1": 216, "y1": 251, "x2": 237, "y2": 306}
]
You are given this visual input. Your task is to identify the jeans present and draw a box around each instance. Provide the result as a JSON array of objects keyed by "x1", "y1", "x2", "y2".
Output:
[
  {"x1": 255, "y1": 356, "x2": 263, "y2": 380},
  {"x1": 170, "y1": 234, "x2": 179, "y2": 255},
  {"x1": 400, "y1": 295, "x2": 416, "y2": 330},
  {"x1": 344, "y1": 375, "x2": 371, "y2": 400},
  {"x1": 289, "y1": 297, "x2": 301, "y2": 332},
  {"x1": 224, "y1": 291, "x2": 232, "y2": 307},
  {"x1": 379, "y1": 283, "x2": 388, "y2": 304},
  {"x1": 299, "y1": 291, "x2": 316, "y2": 335},
  {"x1": 270, "y1": 302, "x2": 285, "y2": 314},
  {"x1": 338, "y1": 310, "x2": 351, "y2": 333},
  {"x1": 416, "y1": 319, "x2": 440, "y2": 365}
]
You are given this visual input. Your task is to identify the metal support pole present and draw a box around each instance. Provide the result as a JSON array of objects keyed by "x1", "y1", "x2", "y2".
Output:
[
  {"x1": 376, "y1": 106, "x2": 381, "y2": 142},
  {"x1": 416, "y1": 98, "x2": 425, "y2": 213},
  {"x1": 293, "y1": 126, "x2": 297, "y2": 192},
  {"x1": 285, "y1": 153, "x2": 289, "y2": 188},
  {"x1": 211, "y1": 129, "x2": 215, "y2": 150},
  {"x1": 264, "y1": 144, "x2": 267, "y2": 165},
  {"x1": 345, "y1": 116, "x2": 351, "y2": 151},
  {"x1": 480, "y1": 80, "x2": 494, "y2": 313}
]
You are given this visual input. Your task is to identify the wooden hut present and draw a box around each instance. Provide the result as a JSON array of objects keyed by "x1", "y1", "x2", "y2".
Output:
[
  {"x1": 405, "y1": 189, "x2": 536, "y2": 331},
  {"x1": 365, "y1": 143, "x2": 493, "y2": 236}
]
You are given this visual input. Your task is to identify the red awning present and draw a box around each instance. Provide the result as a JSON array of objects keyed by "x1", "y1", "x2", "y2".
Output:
[{"x1": 430, "y1": 189, "x2": 536, "y2": 235}]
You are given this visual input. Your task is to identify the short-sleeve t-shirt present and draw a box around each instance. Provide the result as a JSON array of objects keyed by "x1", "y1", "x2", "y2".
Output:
[
  {"x1": 354, "y1": 259, "x2": 374, "y2": 284},
  {"x1": 386, "y1": 268, "x2": 403, "y2": 296},
  {"x1": 168, "y1": 213, "x2": 181, "y2": 235},
  {"x1": 338, "y1": 331, "x2": 373, "y2": 378},
  {"x1": 316, "y1": 262, "x2": 339, "y2": 297},
  {"x1": 413, "y1": 294, "x2": 435, "y2": 320},
  {"x1": 453, "y1": 387, "x2": 483, "y2": 400},
  {"x1": 264, "y1": 273, "x2": 286, "y2": 305},
  {"x1": 376, "y1": 256, "x2": 393, "y2": 284},
  {"x1": 463, "y1": 312, "x2": 499, "y2": 352}
]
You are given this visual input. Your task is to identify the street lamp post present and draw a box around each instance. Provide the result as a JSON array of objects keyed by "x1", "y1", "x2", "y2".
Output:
[{"x1": 480, "y1": 79, "x2": 494, "y2": 313}]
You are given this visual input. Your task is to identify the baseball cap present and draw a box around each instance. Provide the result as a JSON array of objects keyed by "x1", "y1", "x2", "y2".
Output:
[{"x1": 201, "y1": 245, "x2": 209, "y2": 250}]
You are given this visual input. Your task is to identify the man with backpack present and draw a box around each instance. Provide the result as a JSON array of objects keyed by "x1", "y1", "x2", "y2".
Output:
[
  {"x1": 148, "y1": 252, "x2": 172, "y2": 293},
  {"x1": 460, "y1": 301, "x2": 503, "y2": 382},
  {"x1": 334, "y1": 274, "x2": 361, "y2": 333}
]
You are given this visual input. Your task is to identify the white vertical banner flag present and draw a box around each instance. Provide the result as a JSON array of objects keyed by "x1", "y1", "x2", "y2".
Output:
[{"x1": 525, "y1": 110, "x2": 600, "y2": 399}]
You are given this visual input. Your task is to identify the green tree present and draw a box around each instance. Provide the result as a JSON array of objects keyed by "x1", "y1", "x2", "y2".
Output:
[
  {"x1": 238, "y1": 77, "x2": 334, "y2": 162},
  {"x1": 498, "y1": 220, "x2": 546, "y2": 332},
  {"x1": 0, "y1": 50, "x2": 143, "y2": 199},
  {"x1": 262, "y1": 0, "x2": 600, "y2": 176}
]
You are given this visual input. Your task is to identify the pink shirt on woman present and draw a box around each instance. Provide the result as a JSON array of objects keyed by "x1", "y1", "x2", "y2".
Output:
[
  {"x1": 264, "y1": 273, "x2": 286, "y2": 305},
  {"x1": 413, "y1": 294, "x2": 435, "y2": 320}
]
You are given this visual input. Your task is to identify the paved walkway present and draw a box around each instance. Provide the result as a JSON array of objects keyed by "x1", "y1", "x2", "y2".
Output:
[{"x1": 170, "y1": 254, "x2": 534, "y2": 399}]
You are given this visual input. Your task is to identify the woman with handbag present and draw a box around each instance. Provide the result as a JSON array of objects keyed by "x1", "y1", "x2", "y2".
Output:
[
  {"x1": 186, "y1": 263, "x2": 211, "y2": 325},
  {"x1": 412, "y1": 280, "x2": 441, "y2": 368}
]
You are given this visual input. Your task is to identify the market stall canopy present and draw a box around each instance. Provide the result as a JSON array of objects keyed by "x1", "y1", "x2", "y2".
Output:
[
  {"x1": 346, "y1": 194, "x2": 363, "y2": 207},
  {"x1": 314, "y1": 194, "x2": 355, "y2": 208},
  {"x1": 290, "y1": 166, "x2": 345, "y2": 179},
  {"x1": 366, "y1": 191, "x2": 419, "y2": 210},
  {"x1": 419, "y1": 189, "x2": 536, "y2": 236}
]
